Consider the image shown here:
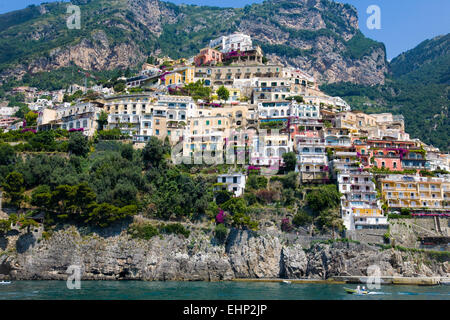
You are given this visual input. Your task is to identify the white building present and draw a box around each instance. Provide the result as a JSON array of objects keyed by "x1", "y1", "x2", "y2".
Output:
[
  {"x1": 295, "y1": 136, "x2": 329, "y2": 183},
  {"x1": 57, "y1": 102, "x2": 103, "y2": 137},
  {"x1": 134, "y1": 114, "x2": 154, "y2": 143},
  {"x1": 250, "y1": 132, "x2": 292, "y2": 167},
  {"x1": 215, "y1": 173, "x2": 247, "y2": 197},
  {"x1": 107, "y1": 113, "x2": 141, "y2": 137},
  {"x1": 29, "y1": 98, "x2": 53, "y2": 111},
  {"x1": 338, "y1": 171, "x2": 387, "y2": 231},
  {"x1": 0, "y1": 106, "x2": 19, "y2": 117},
  {"x1": 209, "y1": 33, "x2": 253, "y2": 53}
]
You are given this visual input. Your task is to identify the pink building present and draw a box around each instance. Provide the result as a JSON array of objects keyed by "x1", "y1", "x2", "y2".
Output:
[{"x1": 194, "y1": 48, "x2": 223, "y2": 66}]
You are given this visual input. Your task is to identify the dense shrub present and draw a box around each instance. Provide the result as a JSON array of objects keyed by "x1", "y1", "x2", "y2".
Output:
[
  {"x1": 246, "y1": 175, "x2": 268, "y2": 190},
  {"x1": 128, "y1": 222, "x2": 159, "y2": 240},
  {"x1": 306, "y1": 185, "x2": 340, "y2": 213},
  {"x1": 214, "y1": 223, "x2": 228, "y2": 244},
  {"x1": 292, "y1": 210, "x2": 313, "y2": 227},
  {"x1": 160, "y1": 223, "x2": 190, "y2": 238}
]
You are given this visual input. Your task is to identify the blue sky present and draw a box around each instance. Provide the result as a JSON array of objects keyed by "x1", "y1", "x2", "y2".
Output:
[{"x1": 1, "y1": 0, "x2": 449, "y2": 60}]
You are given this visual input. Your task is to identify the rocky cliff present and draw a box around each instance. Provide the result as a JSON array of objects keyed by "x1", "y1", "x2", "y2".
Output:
[
  {"x1": 0, "y1": 0, "x2": 388, "y2": 86},
  {"x1": 1, "y1": 226, "x2": 448, "y2": 281}
]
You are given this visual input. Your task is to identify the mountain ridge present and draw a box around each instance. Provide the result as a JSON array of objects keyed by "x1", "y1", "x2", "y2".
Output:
[{"x1": 0, "y1": 0, "x2": 387, "y2": 85}]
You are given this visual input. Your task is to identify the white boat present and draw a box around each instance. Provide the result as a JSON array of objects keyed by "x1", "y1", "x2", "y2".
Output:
[
  {"x1": 0, "y1": 281, "x2": 11, "y2": 285},
  {"x1": 282, "y1": 280, "x2": 292, "y2": 284}
]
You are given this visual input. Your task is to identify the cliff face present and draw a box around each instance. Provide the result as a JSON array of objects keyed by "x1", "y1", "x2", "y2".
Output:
[
  {"x1": 1, "y1": 227, "x2": 448, "y2": 281},
  {"x1": 0, "y1": 0, "x2": 387, "y2": 85}
]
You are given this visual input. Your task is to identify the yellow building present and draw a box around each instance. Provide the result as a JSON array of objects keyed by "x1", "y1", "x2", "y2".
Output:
[
  {"x1": 197, "y1": 105, "x2": 248, "y2": 128},
  {"x1": 164, "y1": 67, "x2": 195, "y2": 86},
  {"x1": 184, "y1": 115, "x2": 232, "y2": 157},
  {"x1": 380, "y1": 175, "x2": 450, "y2": 211}
]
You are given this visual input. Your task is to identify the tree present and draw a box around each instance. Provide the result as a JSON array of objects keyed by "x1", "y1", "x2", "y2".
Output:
[
  {"x1": 84, "y1": 203, "x2": 137, "y2": 228},
  {"x1": 97, "y1": 111, "x2": 109, "y2": 131},
  {"x1": 147, "y1": 56, "x2": 156, "y2": 64},
  {"x1": 306, "y1": 185, "x2": 341, "y2": 214},
  {"x1": 29, "y1": 131, "x2": 56, "y2": 151},
  {"x1": 0, "y1": 143, "x2": 16, "y2": 166},
  {"x1": 142, "y1": 136, "x2": 166, "y2": 169},
  {"x1": 293, "y1": 96, "x2": 304, "y2": 103},
  {"x1": 25, "y1": 111, "x2": 38, "y2": 127},
  {"x1": 217, "y1": 85, "x2": 230, "y2": 102},
  {"x1": 121, "y1": 143, "x2": 134, "y2": 161},
  {"x1": 14, "y1": 105, "x2": 31, "y2": 119},
  {"x1": 215, "y1": 190, "x2": 232, "y2": 205},
  {"x1": 3, "y1": 171, "x2": 25, "y2": 207},
  {"x1": 246, "y1": 175, "x2": 268, "y2": 190},
  {"x1": 31, "y1": 185, "x2": 52, "y2": 210},
  {"x1": 221, "y1": 197, "x2": 247, "y2": 216},
  {"x1": 68, "y1": 132, "x2": 89, "y2": 157},
  {"x1": 282, "y1": 152, "x2": 297, "y2": 173},
  {"x1": 113, "y1": 82, "x2": 126, "y2": 93}
]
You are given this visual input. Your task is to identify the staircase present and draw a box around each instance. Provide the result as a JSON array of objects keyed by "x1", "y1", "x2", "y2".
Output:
[{"x1": 434, "y1": 216, "x2": 443, "y2": 235}]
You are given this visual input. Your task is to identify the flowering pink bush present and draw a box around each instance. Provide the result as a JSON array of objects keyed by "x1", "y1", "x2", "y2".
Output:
[
  {"x1": 216, "y1": 209, "x2": 226, "y2": 224},
  {"x1": 281, "y1": 218, "x2": 293, "y2": 232},
  {"x1": 21, "y1": 128, "x2": 36, "y2": 133},
  {"x1": 69, "y1": 128, "x2": 84, "y2": 132}
]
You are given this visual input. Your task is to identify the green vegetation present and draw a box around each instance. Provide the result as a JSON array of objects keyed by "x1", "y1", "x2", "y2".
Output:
[
  {"x1": 128, "y1": 222, "x2": 160, "y2": 240},
  {"x1": 390, "y1": 34, "x2": 449, "y2": 84},
  {"x1": 68, "y1": 132, "x2": 90, "y2": 157},
  {"x1": 128, "y1": 221, "x2": 192, "y2": 239},
  {"x1": 216, "y1": 85, "x2": 230, "y2": 102},
  {"x1": 305, "y1": 185, "x2": 340, "y2": 212},
  {"x1": 292, "y1": 210, "x2": 313, "y2": 227},
  {"x1": 214, "y1": 223, "x2": 228, "y2": 244},
  {"x1": 259, "y1": 121, "x2": 285, "y2": 130},
  {"x1": 2, "y1": 171, "x2": 25, "y2": 208},
  {"x1": 282, "y1": 152, "x2": 297, "y2": 173},
  {"x1": 343, "y1": 31, "x2": 385, "y2": 59},
  {"x1": 246, "y1": 175, "x2": 268, "y2": 190},
  {"x1": 160, "y1": 223, "x2": 190, "y2": 238}
]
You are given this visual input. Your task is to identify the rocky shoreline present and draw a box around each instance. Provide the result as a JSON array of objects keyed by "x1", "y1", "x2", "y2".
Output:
[{"x1": 1, "y1": 226, "x2": 448, "y2": 281}]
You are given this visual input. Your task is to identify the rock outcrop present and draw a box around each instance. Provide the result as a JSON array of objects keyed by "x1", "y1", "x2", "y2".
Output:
[{"x1": 0, "y1": 226, "x2": 448, "y2": 281}]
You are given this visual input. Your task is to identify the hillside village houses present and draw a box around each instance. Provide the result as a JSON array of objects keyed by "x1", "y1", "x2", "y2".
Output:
[{"x1": 8, "y1": 32, "x2": 449, "y2": 233}]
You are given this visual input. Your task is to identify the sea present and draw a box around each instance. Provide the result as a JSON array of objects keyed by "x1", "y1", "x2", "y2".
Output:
[{"x1": 0, "y1": 281, "x2": 449, "y2": 300}]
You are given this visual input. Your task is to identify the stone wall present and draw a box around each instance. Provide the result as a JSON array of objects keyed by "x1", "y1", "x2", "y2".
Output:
[
  {"x1": 389, "y1": 217, "x2": 450, "y2": 248},
  {"x1": 345, "y1": 229, "x2": 387, "y2": 244}
]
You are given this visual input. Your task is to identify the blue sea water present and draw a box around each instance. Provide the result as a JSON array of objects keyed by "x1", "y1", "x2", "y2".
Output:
[{"x1": 0, "y1": 281, "x2": 449, "y2": 300}]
